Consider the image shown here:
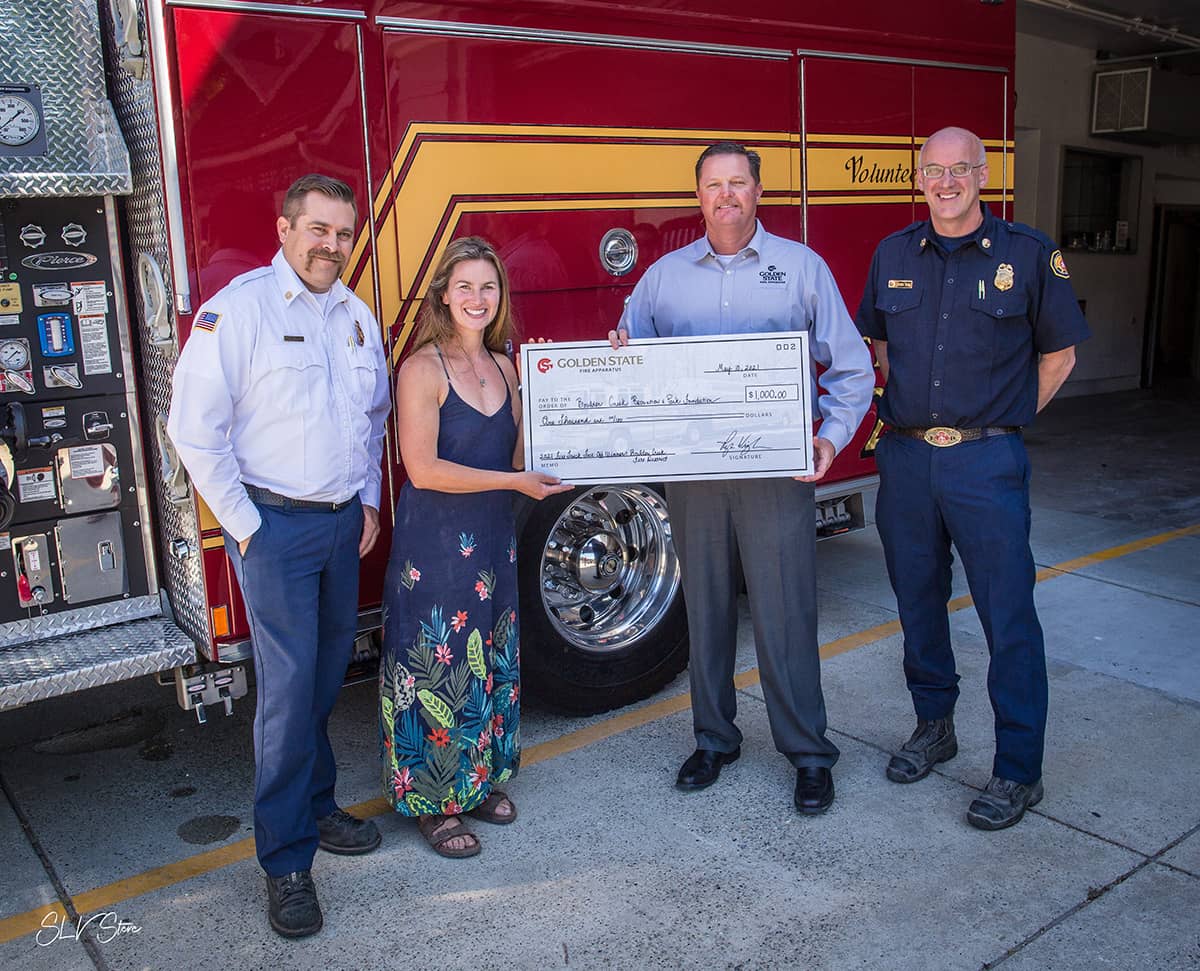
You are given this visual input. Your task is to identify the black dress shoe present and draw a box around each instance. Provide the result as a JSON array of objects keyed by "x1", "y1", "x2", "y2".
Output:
[
  {"x1": 676, "y1": 747, "x2": 741, "y2": 791},
  {"x1": 317, "y1": 807, "x2": 382, "y2": 855},
  {"x1": 794, "y1": 766, "x2": 834, "y2": 814},
  {"x1": 267, "y1": 870, "x2": 322, "y2": 939},
  {"x1": 967, "y1": 776, "x2": 1044, "y2": 831}
]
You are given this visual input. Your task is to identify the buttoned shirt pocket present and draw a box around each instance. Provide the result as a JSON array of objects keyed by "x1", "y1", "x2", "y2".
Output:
[
  {"x1": 970, "y1": 290, "x2": 1032, "y2": 364},
  {"x1": 342, "y1": 341, "x2": 378, "y2": 407},
  {"x1": 875, "y1": 286, "x2": 924, "y2": 330},
  {"x1": 261, "y1": 343, "x2": 324, "y2": 412},
  {"x1": 969, "y1": 291, "x2": 1029, "y2": 323}
]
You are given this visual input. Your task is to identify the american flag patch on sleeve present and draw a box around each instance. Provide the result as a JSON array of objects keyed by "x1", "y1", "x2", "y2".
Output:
[{"x1": 194, "y1": 311, "x2": 221, "y2": 332}]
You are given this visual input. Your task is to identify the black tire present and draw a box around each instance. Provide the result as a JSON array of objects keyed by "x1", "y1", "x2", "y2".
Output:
[{"x1": 516, "y1": 483, "x2": 689, "y2": 715}]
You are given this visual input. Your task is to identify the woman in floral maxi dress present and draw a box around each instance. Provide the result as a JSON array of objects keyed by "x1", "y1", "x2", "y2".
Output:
[{"x1": 380, "y1": 237, "x2": 571, "y2": 857}]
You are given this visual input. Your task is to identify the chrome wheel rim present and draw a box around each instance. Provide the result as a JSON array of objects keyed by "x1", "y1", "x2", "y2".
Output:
[{"x1": 537, "y1": 485, "x2": 680, "y2": 655}]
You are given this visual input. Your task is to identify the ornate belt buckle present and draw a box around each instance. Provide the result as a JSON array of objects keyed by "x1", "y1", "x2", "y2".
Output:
[{"x1": 923, "y1": 426, "x2": 962, "y2": 447}]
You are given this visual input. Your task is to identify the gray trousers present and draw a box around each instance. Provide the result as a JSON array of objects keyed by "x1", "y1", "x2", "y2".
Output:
[{"x1": 667, "y1": 478, "x2": 838, "y2": 768}]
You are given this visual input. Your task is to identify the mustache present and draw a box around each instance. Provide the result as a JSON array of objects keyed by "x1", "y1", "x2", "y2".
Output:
[{"x1": 305, "y1": 249, "x2": 345, "y2": 265}]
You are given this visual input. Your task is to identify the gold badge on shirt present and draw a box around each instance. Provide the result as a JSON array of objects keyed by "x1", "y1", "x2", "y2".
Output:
[
  {"x1": 994, "y1": 263, "x2": 1015, "y2": 292},
  {"x1": 354, "y1": 321, "x2": 365, "y2": 347}
]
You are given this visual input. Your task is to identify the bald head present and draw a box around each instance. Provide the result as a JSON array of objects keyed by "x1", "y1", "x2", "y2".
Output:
[
  {"x1": 919, "y1": 127, "x2": 986, "y2": 168},
  {"x1": 916, "y1": 126, "x2": 989, "y2": 237}
]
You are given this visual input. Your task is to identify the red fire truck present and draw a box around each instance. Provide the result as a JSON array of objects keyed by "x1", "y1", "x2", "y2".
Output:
[{"x1": 0, "y1": 0, "x2": 1013, "y2": 719}]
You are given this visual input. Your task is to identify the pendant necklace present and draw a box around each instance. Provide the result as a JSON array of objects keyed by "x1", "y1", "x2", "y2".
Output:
[{"x1": 452, "y1": 344, "x2": 487, "y2": 387}]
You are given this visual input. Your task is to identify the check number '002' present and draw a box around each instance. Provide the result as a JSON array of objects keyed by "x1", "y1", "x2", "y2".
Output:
[{"x1": 745, "y1": 384, "x2": 799, "y2": 402}]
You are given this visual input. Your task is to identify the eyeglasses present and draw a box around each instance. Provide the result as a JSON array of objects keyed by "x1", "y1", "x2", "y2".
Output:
[{"x1": 919, "y1": 161, "x2": 985, "y2": 179}]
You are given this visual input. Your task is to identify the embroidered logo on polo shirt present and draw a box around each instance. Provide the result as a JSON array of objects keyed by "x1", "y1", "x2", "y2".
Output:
[
  {"x1": 758, "y1": 265, "x2": 787, "y2": 287},
  {"x1": 1050, "y1": 249, "x2": 1070, "y2": 279}
]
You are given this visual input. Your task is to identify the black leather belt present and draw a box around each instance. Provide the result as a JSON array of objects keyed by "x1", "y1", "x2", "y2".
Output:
[
  {"x1": 890, "y1": 426, "x2": 1020, "y2": 447},
  {"x1": 245, "y1": 484, "x2": 354, "y2": 511}
]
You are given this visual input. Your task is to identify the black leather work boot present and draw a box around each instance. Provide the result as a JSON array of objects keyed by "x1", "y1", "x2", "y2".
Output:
[
  {"x1": 267, "y1": 870, "x2": 322, "y2": 939},
  {"x1": 886, "y1": 715, "x2": 958, "y2": 783},
  {"x1": 967, "y1": 776, "x2": 1044, "y2": 831},
  {"x1": 317, "y1": 807, "x2": 382, "y2": 855}
]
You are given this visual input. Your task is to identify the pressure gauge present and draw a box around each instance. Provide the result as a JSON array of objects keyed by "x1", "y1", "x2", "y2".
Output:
[
  {"x1": 0, "y1": 338, "x2": 30, "y2": 370},
  {"x1": 0, "y1": 94, "x2": 42, "y2": 148}
]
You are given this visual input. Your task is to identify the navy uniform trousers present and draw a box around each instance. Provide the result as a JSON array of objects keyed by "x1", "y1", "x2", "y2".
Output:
[
  {"x1": 224, "y1": 496, "x2": 363, "y2": 877},
  {"x1": 667, "y1": 477, "x2": 839, "y2": 768},
  {"x1": 875, "y1": 432, "x2": 1046, "y2": 785}
]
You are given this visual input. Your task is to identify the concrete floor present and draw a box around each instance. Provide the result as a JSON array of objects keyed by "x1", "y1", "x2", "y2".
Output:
[{"x1": 0, "y1": 388, "x2": 1197, "y2": 970}]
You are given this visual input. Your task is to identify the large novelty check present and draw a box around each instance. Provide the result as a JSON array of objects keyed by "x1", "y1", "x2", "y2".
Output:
[{"x1": 520, "y1": 332, "x2": 814, "y2": 484}]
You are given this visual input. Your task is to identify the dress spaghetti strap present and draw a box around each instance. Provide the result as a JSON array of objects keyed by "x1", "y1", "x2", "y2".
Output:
[
  {"x1": 486, "y1": 348, "x2": 506, "y2": 384},
  {"x1": 433, "y1": 344, "x2": 453, "y2": 380}
]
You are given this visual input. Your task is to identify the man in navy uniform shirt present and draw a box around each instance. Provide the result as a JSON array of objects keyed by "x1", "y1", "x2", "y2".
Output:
[{"x1": 855, "y1": 127, "x2": 1089, "y2": 830}]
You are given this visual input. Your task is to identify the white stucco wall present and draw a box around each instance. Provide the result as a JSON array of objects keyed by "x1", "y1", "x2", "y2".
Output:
[{"x1": 1014, "y1": 31, "x2": 1200, "y2": 395}]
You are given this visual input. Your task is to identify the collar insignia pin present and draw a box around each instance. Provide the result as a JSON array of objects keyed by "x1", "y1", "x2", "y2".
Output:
[
  {"x1": 994, "y1": 263, "x2": 1014, "y2": 291},
  {"x1": 981, "y1": 237, "x2": 992, "y2": 249}
]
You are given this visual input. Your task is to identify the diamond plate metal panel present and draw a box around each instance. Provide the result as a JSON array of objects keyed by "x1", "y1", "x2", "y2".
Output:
[
  {"x1": 0, "y1": 612, "x2": 197, "y2": 710},
  {"x1": 0, "y1": 593, "x2": 163, "y2": 648},
  {"x1": 100, "y1": 0, "x2": 213, "y2": 653},
  {"x1": 0, "y1": 1, "x2": 132, "y2": 196}
]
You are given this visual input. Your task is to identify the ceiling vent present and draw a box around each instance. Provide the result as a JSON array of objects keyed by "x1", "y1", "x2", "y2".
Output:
[{"x1": 1092, "y1": 67, "x2": 1200, "y2": 144}]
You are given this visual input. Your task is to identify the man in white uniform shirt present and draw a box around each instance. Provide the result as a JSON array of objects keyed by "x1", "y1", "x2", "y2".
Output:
[{"x1": 168, "y1": 174, "x2": 391, "y2": 939}]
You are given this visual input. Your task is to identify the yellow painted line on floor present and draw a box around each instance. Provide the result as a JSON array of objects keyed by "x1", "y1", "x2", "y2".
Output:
[
  {"x1": 1035, "y1": 522, "x2": 1200, "y2": 582},
  {"x1": 0, "y1": 904, "x2": 67, "y2": 947},
  {"x1": 1, "y1": 522, "x2": 1196, "y2": 945},
  {"x1": 522, "y1": 693, "x2": 696, "y2": 767},
  {"x1": 71, "y1": 841, "x2": 258, "y2": 915},
  {"x1": 818, "y1": 619, "x2": 905, "y2": 660}
]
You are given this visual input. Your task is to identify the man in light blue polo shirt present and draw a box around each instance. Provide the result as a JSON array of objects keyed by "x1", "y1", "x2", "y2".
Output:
[{"x1": 610, "y1": 142, "x2": 873, "y2": 813}]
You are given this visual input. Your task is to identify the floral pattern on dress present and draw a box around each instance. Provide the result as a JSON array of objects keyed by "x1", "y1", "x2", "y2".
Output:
[{"x1": 381, "y1": 523, "x2": 521, "y2": 816}]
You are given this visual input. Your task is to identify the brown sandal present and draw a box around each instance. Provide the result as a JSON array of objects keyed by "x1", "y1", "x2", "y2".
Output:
[
  {"x1": 417, "y1": 814, "x2": 481, "y2": 858},
  {"x1": 468, "y1": 790, "x2": 518, "y2": 825}
]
